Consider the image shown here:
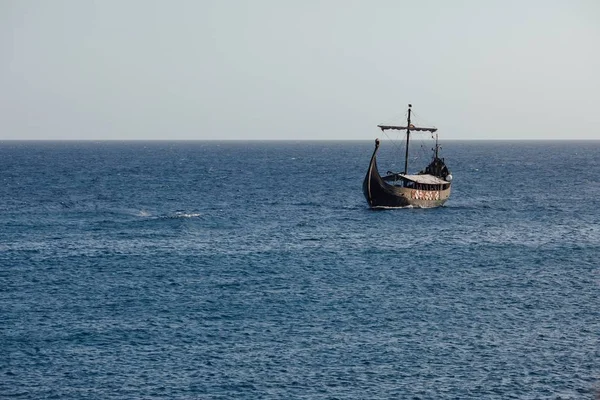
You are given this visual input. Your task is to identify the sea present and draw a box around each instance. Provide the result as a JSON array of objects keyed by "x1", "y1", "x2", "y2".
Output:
[{"x1": 1, "y1": 140, "x2": 599, "y2": 399}]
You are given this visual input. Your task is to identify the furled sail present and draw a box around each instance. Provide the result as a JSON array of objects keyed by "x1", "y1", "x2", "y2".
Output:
[{"x1": 377, "y1": 125, "x2": 437, "y2": 132}]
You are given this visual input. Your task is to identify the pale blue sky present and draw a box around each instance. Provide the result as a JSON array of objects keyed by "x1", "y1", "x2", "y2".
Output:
[{"x1": 1, "y1": 0, "x2": 599, "y2": 140}]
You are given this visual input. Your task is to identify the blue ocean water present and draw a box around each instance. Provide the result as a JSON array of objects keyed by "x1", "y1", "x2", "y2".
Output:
[{"x1": 1, "y1": 140, "x2": 599, "y2": 399}]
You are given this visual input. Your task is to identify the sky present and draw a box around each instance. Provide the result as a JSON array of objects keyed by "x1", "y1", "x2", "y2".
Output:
[{"x1": 1, "y1": 0, "x2": 599, "y2": 140}]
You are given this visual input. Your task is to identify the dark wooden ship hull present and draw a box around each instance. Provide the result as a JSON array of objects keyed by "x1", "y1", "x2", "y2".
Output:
[{"x1": 363, "y1": 139, "x2": 451, "y2": 209}]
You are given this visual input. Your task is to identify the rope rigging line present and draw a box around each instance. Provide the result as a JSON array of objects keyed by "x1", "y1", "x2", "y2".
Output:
[
  {"x1": 409, "y1": 110, "x2": 437, "y2": 131},
  {"x1": 382, "y1": 130, "x2": 406, "y2": 171},
  {"x1": 373, "y1": 106, "x2": 439, "y2": 173}
]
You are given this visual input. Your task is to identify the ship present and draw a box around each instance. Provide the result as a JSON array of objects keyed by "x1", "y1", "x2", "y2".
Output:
[{"x1": 363, "y1": 104, "x2": 453, "y2": 208}]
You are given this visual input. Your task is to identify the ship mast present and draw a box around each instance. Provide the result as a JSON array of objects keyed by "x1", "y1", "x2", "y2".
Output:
[
  {"x1": 376, "y1": 104, "x2": 438, "y2": 175},
  {"x1": 404, "y1": 104, "x2": 412, "y2": 174}
]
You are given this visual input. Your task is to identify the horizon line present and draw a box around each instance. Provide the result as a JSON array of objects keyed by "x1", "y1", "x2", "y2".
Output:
[{"x1": 1, "y1": 138, "x2": 599, "y2": 142}]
